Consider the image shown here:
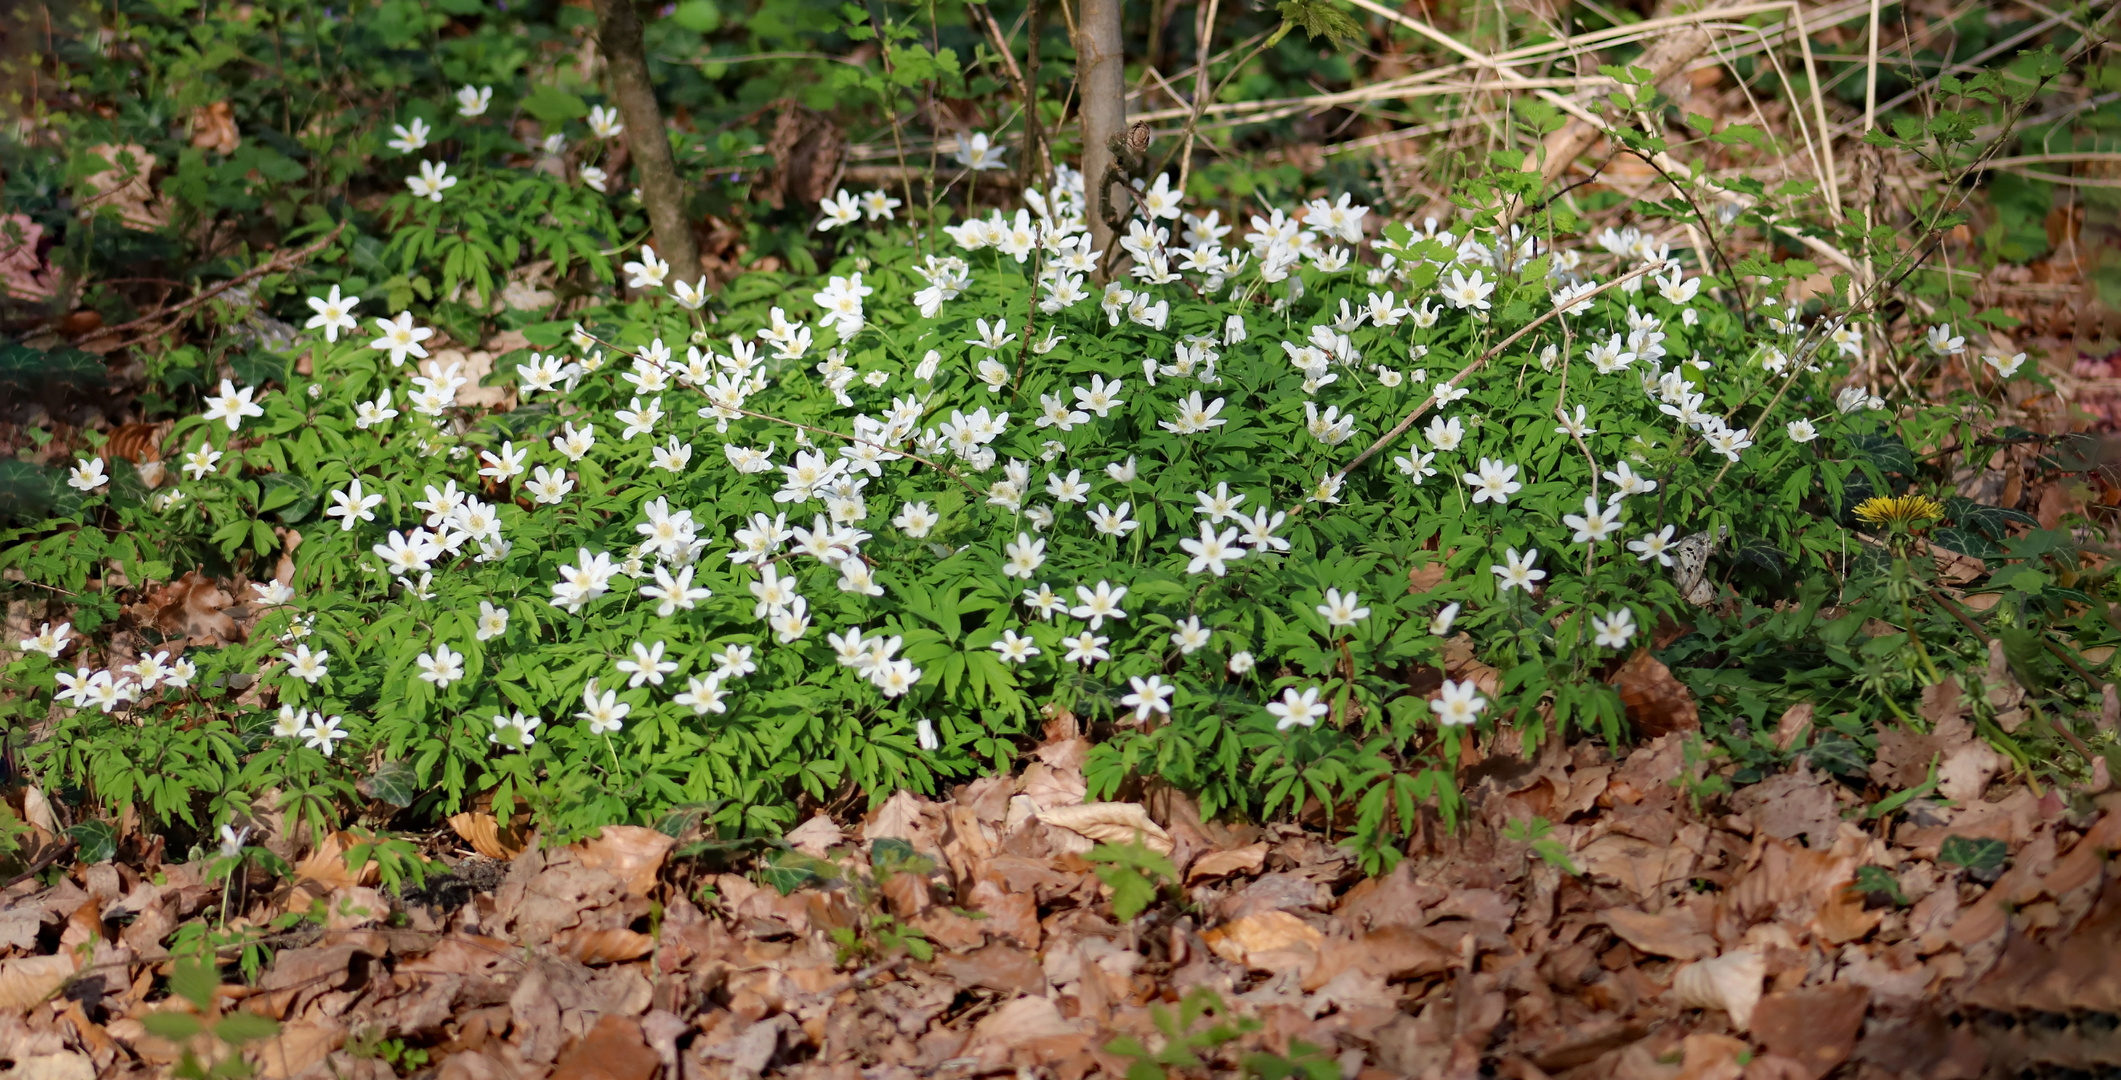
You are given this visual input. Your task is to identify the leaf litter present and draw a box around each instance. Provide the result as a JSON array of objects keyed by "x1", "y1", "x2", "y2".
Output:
[{"x1": 0, "y1": 718, "x2": 2114, "y2": 1079}]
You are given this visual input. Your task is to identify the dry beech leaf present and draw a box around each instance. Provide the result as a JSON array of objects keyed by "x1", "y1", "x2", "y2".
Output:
[
  {"x1": 1576, "y1": 834, "x2": 1696, "y2": 900},
  {"x1": 1036, "y1": 802, "x2": 1173, "y2": 855},
  {"x1": 294, "y1": 831, "x2": 378, "y2": 890},
  {"x1": 1737, "y1": 759, "x2": 1842, "y2": 845},
  {"x1": 1727, "y1": 837, "x2": 1857, "y2": 922},
  {"x1": 1676, "y1": 1034, "x2": 1750, "y2": 1080},
  {"x1": 782, "y1": 815, "x2": 845, "y2": 857},
  {"x1": 1750, "y1": 984, "x2": 1870, "y2": 1080},
  {"x1": 574, "y1": 825, "x2": 676, "y2": 898},
  {"x1": 553, "y1": 926, "x2": 657, "y2": 965},
  {"x1": 1669, "y1": 949, "x2": 1766, "y2": 1029},
  {"x1": 134, "y1": 571, "x2": 239, "y2": 646},
  {"x1": 0, "y1": 954, "x2": 77, "y2": 1010},
  {"x1": 1774, "y1": 702, "x2": 1814, "y2": 751},
  {"x1": 83, "y1": 144, "x2": 170, "y2": 230},
  {"x1": 1600, "y1": 906, "x2": 1719, "y2": 961},
  {"x1": 1613, "y1": 650, "x2": 1700, "y2": 736},
  {"x1": 248, "y1": 1019, "x2": 341, "y2": 1080},
  {"x1": 448, "y1": 812, "x2": 527, "y2": 861},
  {"x1": 1186, "y1": 842, "x2": 1269, "y2": 883},
  {"x1": 1203, "y1": 909, "x2": 1324, "y2": 971}
]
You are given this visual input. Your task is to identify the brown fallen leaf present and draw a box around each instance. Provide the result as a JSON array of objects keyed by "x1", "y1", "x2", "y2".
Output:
[
  {"x1": 1408, "y1": 560, "x2": 1450, "y2": 594},
  {"x1": 82, "y1": 144, "x2": 170, "y2": 230},
  {"x1": 1669, "y1": 949, "x2": 1766, "y2": 1029},
  {"x1": 549, "y1": 1015, "x2": 660, "y2": 1080},
  {"x1": 189, "y1": 101, "x2": 239, "y2": 155},
  {"x1": 1675, "y1": 1033, "x2": 1749, "y2": 1080},
  {"x1": 1774, "y1": 702, "x2": 1814, "y2": 751},
  {"x1": 131, "y1": 570, "x2": 239, "y2": 646},
  {"x1": 574, "y1": 825, "x2": 675, "y2": 897},
  {"x1": 1601, "y1": 906, "x2": 1719, "y2": 961},
  {"x1": 1612, "y1": 650, "x2": 1700, "y2": 736},
  {"x1": 969, "y1": 995, "x2": 1080, "y2": 1050},
  {"x1": 294, "y1": 831, "x2": 379, "y2": 891},
  {"x1": 1750, "y1": 984, "x2": 1870, "y2": 1080},
  {"x1": 1203, "y1": 910, "x2": 1323, "y2": 972},
  {"x1": 0, "y1": 954, "x2": 77, "y2": 1010},
  {"x1": 448, "y1": 812, "x2": 529, "y2": 861},
  {"x1": 1733, "y1": 759, "x2": 1842, "y2": 845},
  {"x1": 1186, "y1": 842, "x2": 1269, "y2": 883},
  {"x1": 1304, "y1": 924, "x2": 1460, "y2": 990},
  {"x1": 552, "y1": 926, "x2": 657, "y2": 965},
  {"x1": 248, "y1": 1019, "x2": 343, "y2": 1080},
  {"x1": 926, "y1": 940, "x2": 1047, "y2": 996},
  {"x1": 1036, "y1": 802, "x2": 1173, "y2": 855},
  {"x1": 1726, "y1": 836, "x2": 1858, "y2": 922},
  {"x1": 1814, "y1": 883, "x2": 1883, "y2": 945},
  {"x1": 1576, "y1": 833, "x2": 1697, "y2": 900},
  {"x1": 782, "y1": 814, "x2": 844, "y2": 856}
]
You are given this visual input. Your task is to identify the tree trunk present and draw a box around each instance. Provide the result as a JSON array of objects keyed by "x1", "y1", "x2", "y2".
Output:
[
  {"x1": 1077, "y1": 0, "x2": 1126, "y2": 268},
  {"x1": 593, "y1": 0, "x2": 700, "y2": 285}
]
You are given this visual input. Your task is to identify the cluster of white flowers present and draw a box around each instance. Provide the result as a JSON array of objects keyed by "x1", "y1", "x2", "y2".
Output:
[
  {"x1": 26, "y1": 619, "x2": 202, "y2": 714},
  {"x1": 56, "y1": 76, "x2": 2006, "y2": 776}
]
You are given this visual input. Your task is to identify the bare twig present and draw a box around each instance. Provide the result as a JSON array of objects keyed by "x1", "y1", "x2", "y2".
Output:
[
  {"x1": 1337, "y1": 262, "x2": 1661, "y2": 480},
  {"x1": 80, "y1": 221, "x2": 348, "y2": 347}
]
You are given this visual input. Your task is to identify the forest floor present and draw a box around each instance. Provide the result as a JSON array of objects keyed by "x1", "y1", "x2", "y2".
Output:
[{"x1": 0, "y1": 712, "x2": 2114, "y2": 1080}]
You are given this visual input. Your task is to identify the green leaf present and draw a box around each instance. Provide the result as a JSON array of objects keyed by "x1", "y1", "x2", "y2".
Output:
[
  {"x1": 1854, "y1": 865, "x2": 1907, "y2": 905},
  {"x1": 759, "y1": 849, "x2": 833, "y2": 895},
  {"x1": 143, "y1": 1012, "x2": 205, "y2": 1040},
  {"x1": 1276, "y1": 0, "x2": 1363, "y2": 46},
  {"x1": 170, "y1": 959, "x2": 218, "y2": 1011},
  {"x1": 213, "y1": 1011, "x2": 282, "y2": 1044},
  {"x1": 360, "y1": 760, "x2": 419, "y2": 808},
  {"x1": 68, "y1": 820, "x2": 117, "y2": 864},
  {"x1": 670, "y1": 0, "x2": 721, "y2": 30},
  {"x1": 1938, "y1": 835, "x2": 2008, "y2": 874},
  {"x1": 521, "y1": 85, "x2": 589, "y2": 123}
]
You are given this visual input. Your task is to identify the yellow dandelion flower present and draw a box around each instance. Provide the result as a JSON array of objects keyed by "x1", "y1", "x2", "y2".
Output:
[{"x1": 1853, "y1": 494, "x2": 1945, "y2": 529}]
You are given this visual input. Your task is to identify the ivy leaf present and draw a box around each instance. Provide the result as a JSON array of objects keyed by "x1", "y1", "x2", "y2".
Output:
[
  {"x1": 1938, "y1": 835, "x2": 2008, "y2": 874},
  {"x1": 1806, "y1": 737, "x2": 1869, "y2": 778},
  {"x1": 359, "y1": 760, "x2": 419, "y2": 808},
  {"x1": 67, "y1": 820, "x2": 116, "y2": 864}
]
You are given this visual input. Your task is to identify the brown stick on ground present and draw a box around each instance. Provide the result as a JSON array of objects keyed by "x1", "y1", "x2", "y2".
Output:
[
  {"x1": 593, "y1": 0, "x2": 700, "y2": 285},
  {"x1": 1526, "y1": 0, "x2": 1733, "y2": 186}
]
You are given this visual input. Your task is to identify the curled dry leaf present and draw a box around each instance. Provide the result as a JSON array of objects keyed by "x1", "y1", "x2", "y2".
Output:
[
  {"x1": 83, "y1": 144, "x2": 171, "y2": 230},
  {"x1": 1036, "y1": 802, "x2": 1173, "y2": 855},
  {"x1": 553, "y1": 926, "x2": 658, "y2": 965},
  {"x1": 1669, "y1": 949, "x2": 1766, "y2": 1029},
  {"x1": 1612, "y1": 649, "x2": 1700, "y2": 736},
  {"x1": 574, "y1": 825, "x2": 677, "y2": 898},
  {"x1": 190, "y1": 101, "x2": 239, "y2": 154},
  {"x1": 449, "y1": 811, "x2": 529, "y2": 861},
  {"x1": 1203, "y1": 909, "x2": 1324, "y2": 972},
  {"x1": 1186, "y1": 842, "x2": 1269, "y2": 884},
  {"x1": 132, "y1": 570, "x2": 240, "y2": 647}
]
